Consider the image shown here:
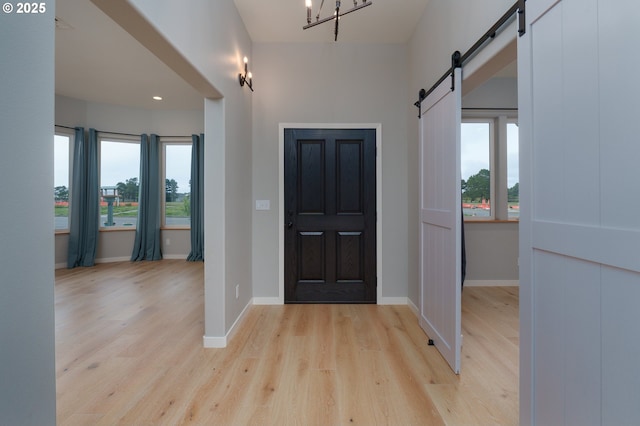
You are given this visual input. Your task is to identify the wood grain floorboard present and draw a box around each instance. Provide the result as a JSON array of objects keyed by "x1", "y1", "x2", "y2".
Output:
[{"x1": 55, "y1": 261, "x2": 518, "y2": 425}]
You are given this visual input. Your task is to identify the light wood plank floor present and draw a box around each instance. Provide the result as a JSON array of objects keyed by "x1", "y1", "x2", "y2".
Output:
[{"x1": 55, "y1": 260, "x2": 518, "y2": 425}]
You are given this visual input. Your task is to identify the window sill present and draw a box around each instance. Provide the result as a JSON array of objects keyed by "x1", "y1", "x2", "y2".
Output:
[{"x1": 99, "y1": 227, "x2": 136, "y2": 232}]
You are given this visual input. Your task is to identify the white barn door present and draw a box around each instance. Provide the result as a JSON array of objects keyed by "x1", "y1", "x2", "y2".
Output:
[
  {"x1": 419, "y1": 69, "x2": 462, "y2": 374},
  {"x1": 520, "y1": 0, "x2": 640, "y2": 424}
]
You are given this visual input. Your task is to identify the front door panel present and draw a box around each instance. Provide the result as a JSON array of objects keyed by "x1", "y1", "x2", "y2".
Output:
[{"x1": 284, "y1": 128, "x2": 376, "y2": 303}]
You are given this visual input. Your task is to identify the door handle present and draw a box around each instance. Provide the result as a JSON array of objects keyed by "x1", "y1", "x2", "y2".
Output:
[{"x1": 287, "y1": 221, "x2": 293, "y2": 229}]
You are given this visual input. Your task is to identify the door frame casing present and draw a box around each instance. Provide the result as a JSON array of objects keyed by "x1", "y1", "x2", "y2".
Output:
[{"x1": 276, "y1": 123, "x2": 382, "y2": 305}]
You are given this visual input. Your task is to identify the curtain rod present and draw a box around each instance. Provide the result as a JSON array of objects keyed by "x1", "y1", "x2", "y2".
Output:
[
  {"x1": 55, "y1": 124, "x2": 194, "y2": 139},
  {"x1": 413, "y1": 0, "x2": 525, "y2": 117}
]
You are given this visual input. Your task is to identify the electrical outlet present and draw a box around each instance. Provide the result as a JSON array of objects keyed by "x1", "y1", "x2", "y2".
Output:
[
  {"x1": 235, "y1": 284, "x2": 239, "y2": 299},
  {"x1": 165, "y1": 238, "x2": 170, "y2": 246}
]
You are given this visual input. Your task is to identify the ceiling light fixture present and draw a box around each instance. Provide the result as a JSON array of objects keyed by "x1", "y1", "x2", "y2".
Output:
[
  {"x1": 238, "y1": 56, "x2": 254, "y2": 92},
  {"x1": 303, "y1": 0, "x2": 372, "y2": 41},
  {"x1": 152, "y1": 96, "x2": 163, "y2": 101}
]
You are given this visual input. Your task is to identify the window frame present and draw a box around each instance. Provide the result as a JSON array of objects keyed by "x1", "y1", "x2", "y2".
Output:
[
  {"x1": 462, "y1": 109, "x2": 518, "y2": 222},
  {"x1": 54, "y1": 127, "x2": 74, "y2": 233},
  {"x1": 461, "y1": 118, "x2": 495, "y2": 220},
  {"x1": 98, "y1": 134, "x2": 141, "y2": 230},
  {"x1": 160, "y1": 137, "x2": 192, "y2": 229},
  {"x1": 506, "y1": 118, "x2": 520, "y2": 220}
]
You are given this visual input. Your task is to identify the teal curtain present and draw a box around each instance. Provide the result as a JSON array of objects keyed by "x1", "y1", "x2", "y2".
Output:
[
  {"x1": 67, "y1": 128, "x2": 99, "y2": 268},
  {"x1": 187, "y1": 133, "x2": 204, "y2": 261},
  {"x1": 131, "y1": 134, "x2": 162, "y2": 261}
]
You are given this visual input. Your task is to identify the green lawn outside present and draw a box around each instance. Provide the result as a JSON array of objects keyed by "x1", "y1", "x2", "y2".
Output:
[
  {"x1": 55, "y1": 202, "x2": 189, "y2": 217},
  {"x1": 165, "y1": 201, "x2": 190, "y2": 218}
]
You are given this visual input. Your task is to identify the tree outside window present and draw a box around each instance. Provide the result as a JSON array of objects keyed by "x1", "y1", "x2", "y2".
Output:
[
  {"x1": 163, "y1": 142, "x2": 191, "y2": 227},
  {"x1": 100, "y1": 139, "x2": 140, "y2": 228},
  {"x1": 54, "y1": 133, "x2": 71, "y2": 231}
]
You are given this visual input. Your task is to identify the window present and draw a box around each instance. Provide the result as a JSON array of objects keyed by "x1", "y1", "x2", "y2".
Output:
[
  {"x1": 507, "y1": 121, "x2": 519, "y2": 219},
  {"x1": 54, "y1": 132, "x2": 72, "y2": 231},
  {"x1": 99, "y1": 137, "x2": 140, "y2": 229},
  {"x1": 162, "y1": 140, "x2": 192, "y2": 228},
  {"x1": 461, "y1": 112, "x2": 518, "y2": 221},
  {"x1": 461, "y1": 121, "x2": 492, "y2": 218}
]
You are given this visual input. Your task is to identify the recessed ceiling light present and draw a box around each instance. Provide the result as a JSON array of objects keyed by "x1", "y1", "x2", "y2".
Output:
[{"x1": 152, "y1": 96, "x2": 163, "y2": 101}]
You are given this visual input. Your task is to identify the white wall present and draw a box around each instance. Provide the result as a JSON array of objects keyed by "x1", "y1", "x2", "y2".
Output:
[
  {"x1": 408, "y1": 0, "x2": 517, "y2": 303},
  {"x1": 251, "y1": 42, "x2": 409, "y2": 299},
  {"x1": 0, "y1": 1, "x2": 57, "y2": 423},
  {"x1": 54, "y1": 95, "x2": 203, "y2": 267},
  {"x1": 124, "y1": 0, "x2": 254, "y2": 341}
]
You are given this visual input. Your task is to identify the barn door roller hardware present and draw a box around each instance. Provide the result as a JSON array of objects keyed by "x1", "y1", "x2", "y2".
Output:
[
  {"x1": 518, "y1": 0, "x2": 526, "y2": 37},
  {"x1": 413, "y1": 50, "x2": 461, "y2": 118},
  {"x1": 413, "y1": 0, "x2": 526, "y2": 117}
]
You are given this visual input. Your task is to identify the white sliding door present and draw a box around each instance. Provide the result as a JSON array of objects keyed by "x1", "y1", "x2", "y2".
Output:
[
  {"x1": 419, "y1": 69, "x2": 462, "y2": 374},
  {"x1": 519, "y1": 0, "x2": 640, "y2": 424}
]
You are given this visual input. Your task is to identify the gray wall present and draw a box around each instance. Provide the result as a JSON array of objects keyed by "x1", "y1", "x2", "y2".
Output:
[
  {"x1": 251, "y1": 43, "x2": 409, "y2": 300},
  {"x1": 0, "y1": 1, "x2": 57, "y2": 424},
  {"x1": 463, "y1": 77, "x2": 518, "y2": 110},
  {"x1": 54, "y1": 95, "x2": 203, "y2": 267},
  {"x1": 464, "y1": 222, "x2": 518, "y2": 284}
]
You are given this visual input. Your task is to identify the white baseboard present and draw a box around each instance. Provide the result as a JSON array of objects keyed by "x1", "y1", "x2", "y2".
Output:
[
  {"x1": 464, "y1": 279, "x2": 519, "y2": 287},
  {"x1": 162, "y1": 254, "x2": 188, "y2": 260},
  {"x1": 57, "y1": 256, "x2": 188, "y2": 269},
  {"x1": 407, "y1": 298, "x2": 419, "y2": 316},
  {"x1": 203, "y1": 299, "x2": 253, "y2": 348},
  {"x1": 253, "y1": 296, "x2": 412, "y2": 306},
  {"x1": 202, "y1": 335, "x2": 227, "y2": 348},
  {"x1": 378, "y1": 297, "x2": 408, "y2": 305},
  {"x1": 252, "y1": 297, "x2": 282, "y2": 305},
  {"x1": 57, "y1": 256, "x2": 131, "y2": 269},
  {"x1": 96, "y1": 256, "x2": 131, "y2": 264}
]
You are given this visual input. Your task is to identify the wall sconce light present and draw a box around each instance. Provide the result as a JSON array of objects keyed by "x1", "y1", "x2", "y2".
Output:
[{"x1": 238, "y1": 56, "x2": 254, "y2": 92}]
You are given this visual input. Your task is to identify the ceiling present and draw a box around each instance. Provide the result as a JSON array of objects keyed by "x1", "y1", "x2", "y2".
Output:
[
  {"x1": 55, "y1": 0, "x2": 430, "y2": 111},
  {"x1": 55, "y1": 0, "x2": 204, "y2": 111},
  {"x1": 234, "y1": 0, "x2": 431, "y2": 43}
]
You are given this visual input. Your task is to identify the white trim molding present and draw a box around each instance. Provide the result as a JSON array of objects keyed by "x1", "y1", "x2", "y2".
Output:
[
  {"x1": 203, "y1": 299, "x2": 253, "y2": 348},
  {"x1": 278, "y1": 123, "x2": 383, "y2": 305},
  {"x1": 464, "y1": 279, "x2": 519, "y2": 287},
  {"x1": 95, "y1": 256, "x2": 131, "y2": 264},
  {"x1": 378, "y1": 297, "x2": 409, "y2": 305},
  {"x1": 202, "y1": 335, "x2": 227, "y2": 348},
  {"x1": 252, "y1": 297, "x2": 282, "y2": 305},
  {"x1": 162, "y1": 254, "x2": 190, "y2": 260}
]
